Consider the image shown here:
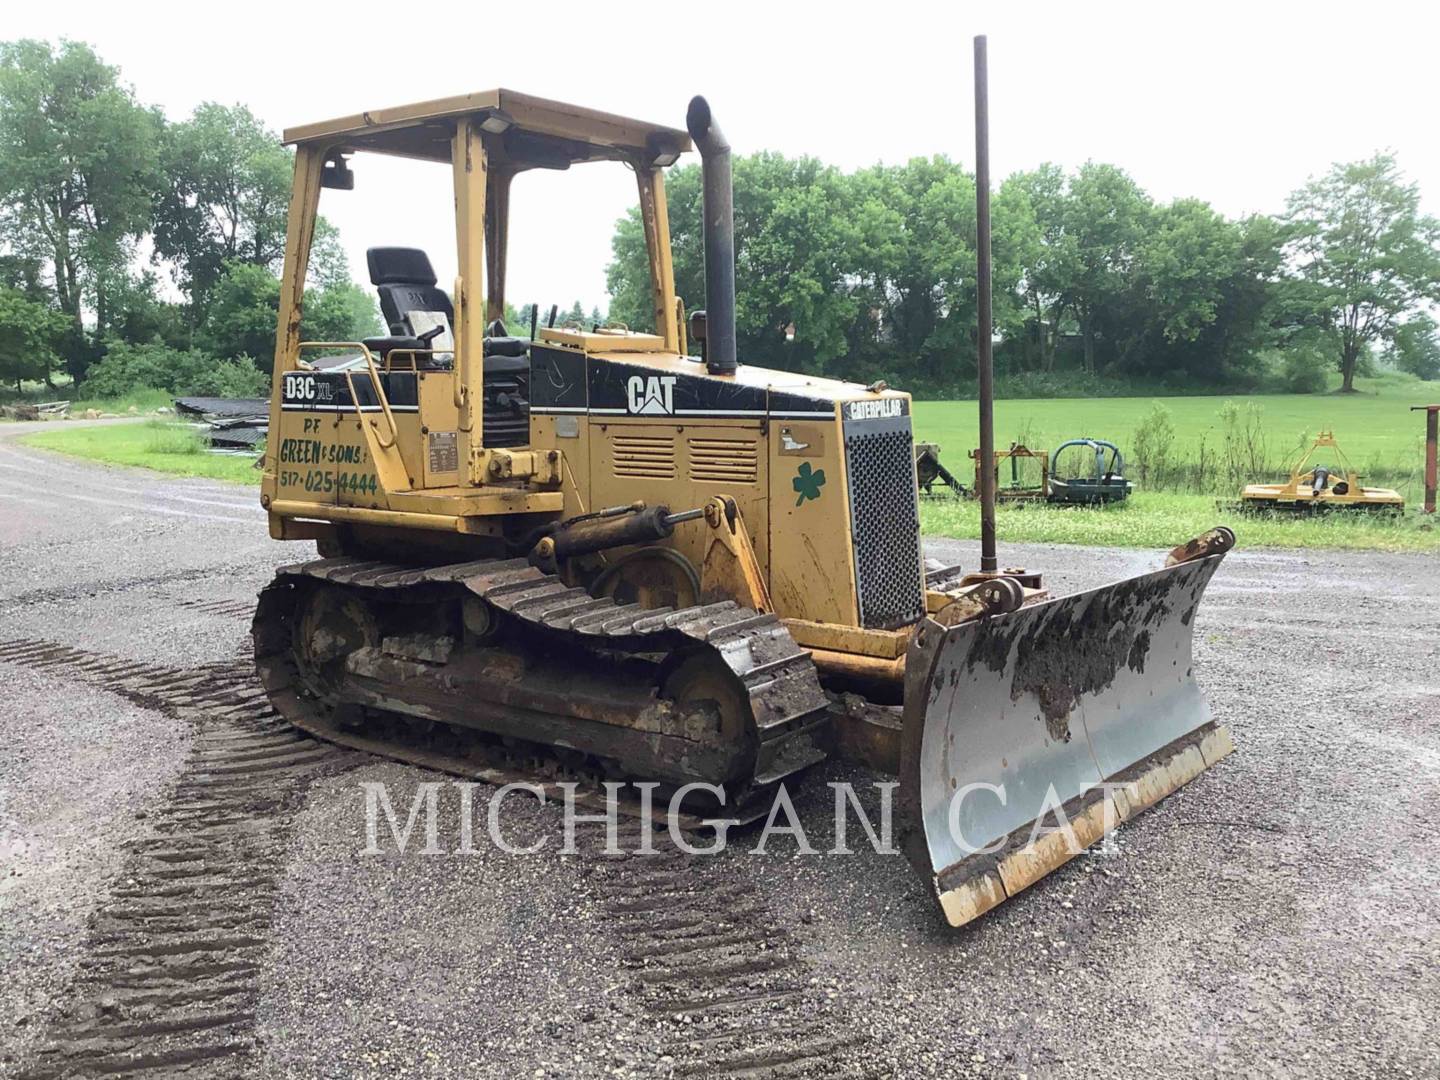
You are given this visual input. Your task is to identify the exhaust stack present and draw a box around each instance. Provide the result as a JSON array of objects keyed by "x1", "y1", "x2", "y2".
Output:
[{"x1": 686, "y1": 96, "x2": 737, "y2": 375}]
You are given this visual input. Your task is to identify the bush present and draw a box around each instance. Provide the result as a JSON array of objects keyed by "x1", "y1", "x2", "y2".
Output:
[
  {"x1": 1391, "y1": 317, "x2": 1440, "y2": 381},
  {"x1": 81, "y1": 341, "x2": 268, "y2": 400},
  {"x1": 189, "y1": 354, "x2": 269, "y2": 397},
  {"x1": 1275, "y1": 346, "x2": 1330, "y2": 394},
  {"x1": 1131, "y1": 402, "x2": 1176, "y2": 488},
  {"x1": 1219, "y1": 400, "x2": 1269, "y2": 487}
]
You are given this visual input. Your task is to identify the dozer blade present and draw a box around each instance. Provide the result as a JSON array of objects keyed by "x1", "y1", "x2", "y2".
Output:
[{"x1": 900, "y1": 550, "x2": 1233, "y2": 928}]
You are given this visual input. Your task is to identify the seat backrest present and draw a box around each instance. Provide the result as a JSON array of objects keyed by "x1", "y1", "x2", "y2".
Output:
[{"x1": 366, "y1": 247, "x2": 454, "y2": 336}]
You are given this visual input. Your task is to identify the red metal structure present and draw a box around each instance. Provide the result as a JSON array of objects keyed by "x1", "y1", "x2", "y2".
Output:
[{"x1": 1414, "y1": 405, "x2": 1439, "y2": 514}]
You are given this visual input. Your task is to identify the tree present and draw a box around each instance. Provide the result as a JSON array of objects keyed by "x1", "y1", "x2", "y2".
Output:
[
  {"x1": 1003, "y1": 164, "x2": 1068, "y2": 371},
  {"x1": 1284, "y1": 154, "x2": 1440, "y2": 392},
  {"x1": 0, "y1": 254, "x2": 50, "y2": 301},
  {"x1": 0, "y1": 285, "x2": 69, "y2": 389},
  {"x1": 307, "y1": 219, "x2": 353, "y2": 292},
  {"x1": 1055, "y1": 163, "x2": 1152, "y2": 373},
  {"x1": 151, "y1": 102, "x2": 291, "y2": 310},
  {"x1": 196, "y1": 261, "x2": 280, "y2": 362},
  {"x1": 607, "y1": 165, "x2": 699, "y2": 336},
  {"x1": 730, "y1": 153, "x2": 857, "y2": 374},
  {"x1": 1000, "y1": 163, "x2": 1158, "y2": 377},
  {"x1": 82, "y1": 340, "x2": 267, "y2": 399},
  {"x1": 302, "y1": 281, "x2": 381, "y2": 344},
  {"x1": 1107, "y1": 202, "x2": 1280, "y2": 384},
  {"x1": 841, "y1": 156, "x2": 1035, "y2": 389},
  {"x1": 1390, "y1": 316, "x2": 1440, "y2": 381},
  {"x1": 608, "y1": 155, "x2": 861, "y2": 376},
  {"x1": 198, "y1": 260, "x2": 380, "y2": 367},
  {"x1": 0, "y1": 40, "x2": 161, "y2": 379},
  {"x1": 503, "y1": 302, "x2": 536, "y2": 336}
]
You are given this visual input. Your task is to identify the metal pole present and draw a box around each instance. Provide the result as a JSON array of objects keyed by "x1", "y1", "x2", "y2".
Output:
[
  {"x1": 974, "y1": 35, "x2": 997, "y2": 573},
  {"x1": 1414, "y1": 405, "x2": 1439, "y2": 514}
]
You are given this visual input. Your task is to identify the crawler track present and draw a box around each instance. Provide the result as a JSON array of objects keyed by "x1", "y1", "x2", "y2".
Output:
[
  {"x1": 0, "y1": 639, "x2": 354, "y2": 1079},
  {"x1": 254, "y1": 556, "x2": 833, "y2": 822}
]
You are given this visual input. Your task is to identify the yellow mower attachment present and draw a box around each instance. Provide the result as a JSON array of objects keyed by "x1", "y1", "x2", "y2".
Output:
[{"x1": 1240, "y1": 431, "x2": 1403, "y2": 512}]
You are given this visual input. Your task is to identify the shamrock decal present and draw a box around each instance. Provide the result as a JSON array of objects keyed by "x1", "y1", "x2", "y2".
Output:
[{"x1": 792, "y1": 461, "x2": 826, "y2": 506}]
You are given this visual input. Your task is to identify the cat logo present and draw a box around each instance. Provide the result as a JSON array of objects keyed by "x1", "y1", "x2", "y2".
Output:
[{"x1": 626, "y1": 374, "x2": 678, "y2": 415}]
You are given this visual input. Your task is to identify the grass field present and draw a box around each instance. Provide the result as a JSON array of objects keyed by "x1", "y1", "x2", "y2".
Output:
[
  {"x1": 21, "y1": 421, "x2": 262, "y2": 485},
  {"x1": 913, "y1": 372, "x2": 1435, "y2": 497},
  {"x1": 0, "y1": 385, "x2": 176, "y2": 420},
  {"x1": 912, "y1": 372, "x2": 1439, "y2": 550},
  {"x1": 919, "y1": 492, "x2": 1437, "y2": 552}
]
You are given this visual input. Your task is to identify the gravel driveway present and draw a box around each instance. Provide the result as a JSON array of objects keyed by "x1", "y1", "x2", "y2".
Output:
[{"x1": 1, "y1": 425, "x2": 1435, "y2": 1078}]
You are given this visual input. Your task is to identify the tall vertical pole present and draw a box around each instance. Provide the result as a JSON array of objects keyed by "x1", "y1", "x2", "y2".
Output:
[
  {"x1": 1415, "y1": 405, "x2": 1439, "y2": 514},
  {"x1": 974, "y1": 35, "x2": 998, "y2": 573}
]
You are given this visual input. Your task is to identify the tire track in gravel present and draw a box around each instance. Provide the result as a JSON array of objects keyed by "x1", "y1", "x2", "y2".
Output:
[
  {"x1": 169, "y1": 596, "x2": 258, "y2": 620},
  {"x1": 580, "y1": 823, "x2": 892, "y2": 1080},
  {"x1": 0, "y1": 639, "x2": 357, "y2": 1079},
  {"x1": 2, "y1": 631, "x2": 889, "y2": 1078},
  {"x1": 0, "y1": 564, "x2": 265, "y2": 610}
]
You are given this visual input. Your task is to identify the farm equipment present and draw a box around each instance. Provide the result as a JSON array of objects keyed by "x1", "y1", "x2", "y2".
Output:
[
  {"x1": 1048, "y1": 437, "x2": 1132, "y2": 505},
  {"x1": 1239, "y1": 430, "x2": 1403, "y2": 512},
  {"x1": 974, "y1": 443, "x2": 1049, "y2": 501},
  {"x1": 914, "y1": 443, "x2": 968, "y2": 497},
  {"x1": 252, "y1": 53, "x2": 1234, "y2": 927}
]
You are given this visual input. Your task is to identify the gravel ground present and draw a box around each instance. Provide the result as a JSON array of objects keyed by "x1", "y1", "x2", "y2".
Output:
[
  {"x1": 0, "y1": 674, "x2": 187, "y2": 1070},
  {"x1": 1, "y1": 426, "x2": 1436, "y2": 1078}
]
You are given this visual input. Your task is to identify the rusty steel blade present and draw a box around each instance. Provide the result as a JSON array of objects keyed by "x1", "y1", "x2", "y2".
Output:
[{"x1": 900, "y1": 555, "x2": 1232, "y2": 928}]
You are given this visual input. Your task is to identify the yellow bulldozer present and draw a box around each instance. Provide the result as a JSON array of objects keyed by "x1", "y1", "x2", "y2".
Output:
[{"x1": 253, "y1": 78, "x2": 1236, "y2": 927}]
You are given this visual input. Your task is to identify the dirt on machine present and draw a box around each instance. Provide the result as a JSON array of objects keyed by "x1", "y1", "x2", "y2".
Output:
[{"x1": 252, "y1": 63, "x2": 1237, "y2": 927}]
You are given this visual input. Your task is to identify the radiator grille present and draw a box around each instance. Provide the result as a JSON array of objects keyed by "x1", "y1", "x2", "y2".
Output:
[
  {"x1": 688, "y1": 437, "x2": 759, "y2": 484},
  {"x1": 845, "y1": 419, "x2": 925, "y2": 629},
  {"x1": 612, "y1": 434, "x2": 676, "y2": 479}
]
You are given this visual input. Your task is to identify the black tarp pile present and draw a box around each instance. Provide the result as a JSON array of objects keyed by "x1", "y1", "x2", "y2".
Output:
[{"x1": 173, "y1": 397, "x2": 268, "y2": 452}]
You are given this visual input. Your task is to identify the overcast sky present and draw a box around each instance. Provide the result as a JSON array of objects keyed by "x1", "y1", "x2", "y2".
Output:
[{"x1": 10, "y1": 0, "x2": 1439, "y2": 313}]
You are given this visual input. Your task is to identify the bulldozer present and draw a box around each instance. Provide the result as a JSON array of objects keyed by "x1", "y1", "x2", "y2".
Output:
[{"x1": 253, "y1": 79, "x2": 1237, "y2": 928}]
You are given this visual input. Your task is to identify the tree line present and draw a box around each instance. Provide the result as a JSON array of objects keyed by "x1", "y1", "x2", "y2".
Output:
[
  {"x1": 2, "y1": 37, "x2": 1437, "y2": 403},
  {"x1": 608, "y1": 151, "x2": 1440, "y2": 395},
  {"x1": 0, "y1": 40, "x2": 378, "y2": 397}
]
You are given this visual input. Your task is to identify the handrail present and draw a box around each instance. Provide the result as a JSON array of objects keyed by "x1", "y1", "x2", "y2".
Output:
[
  {"x1": 297, "y1": 341, "x2": 399, "y2": 450},
  {"x1": 452, "y1": 276, "x2": 469, "y2": 419},
  {"x1": 382, "y1": 348, "x2": 450, "y2": 372}
]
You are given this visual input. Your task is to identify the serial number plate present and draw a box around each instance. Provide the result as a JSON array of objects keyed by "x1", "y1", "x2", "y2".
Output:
[{"x1": 428, "y1": 431, "x2": 458, "y2": 473}]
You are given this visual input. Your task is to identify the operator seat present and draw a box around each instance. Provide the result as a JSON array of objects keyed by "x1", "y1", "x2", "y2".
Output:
[{"x1": 364, "y1": 246, "x2": 530, "y2": 448}]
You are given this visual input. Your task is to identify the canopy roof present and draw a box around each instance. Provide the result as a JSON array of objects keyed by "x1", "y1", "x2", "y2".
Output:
[{"x1": 283, "y1": 88, "x2": 691, "y2": 168}]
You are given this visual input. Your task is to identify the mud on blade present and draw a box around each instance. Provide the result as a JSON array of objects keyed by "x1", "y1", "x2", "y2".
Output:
[{"x1": 900, "y1": 553, "x2": 1234, "y2": 928}]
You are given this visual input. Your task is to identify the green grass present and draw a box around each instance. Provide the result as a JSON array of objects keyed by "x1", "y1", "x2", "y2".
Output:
[
  {"x1": 913, "y1": 371, "x2": 1435, "y2": 498},
  {"x1": 67, "y1": 387, "x2": 177, "y2": 417},
  {"x1": 20, "y1": 421, "x2": 262, "y2": 485},
  {"x1": 1, "y1": 379, "x2": 176, "y2": 419},
  {"x1": 920, "y1": 491, "x2": 1438, "y2": 552},
  {"x1": 914, "y1": 372, "x2": 1440, "y2": 551}
]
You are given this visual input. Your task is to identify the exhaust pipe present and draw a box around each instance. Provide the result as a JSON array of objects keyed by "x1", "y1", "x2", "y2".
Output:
[{"x1": 685, "y1": 96, "x2": 737, "y2": 375}]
